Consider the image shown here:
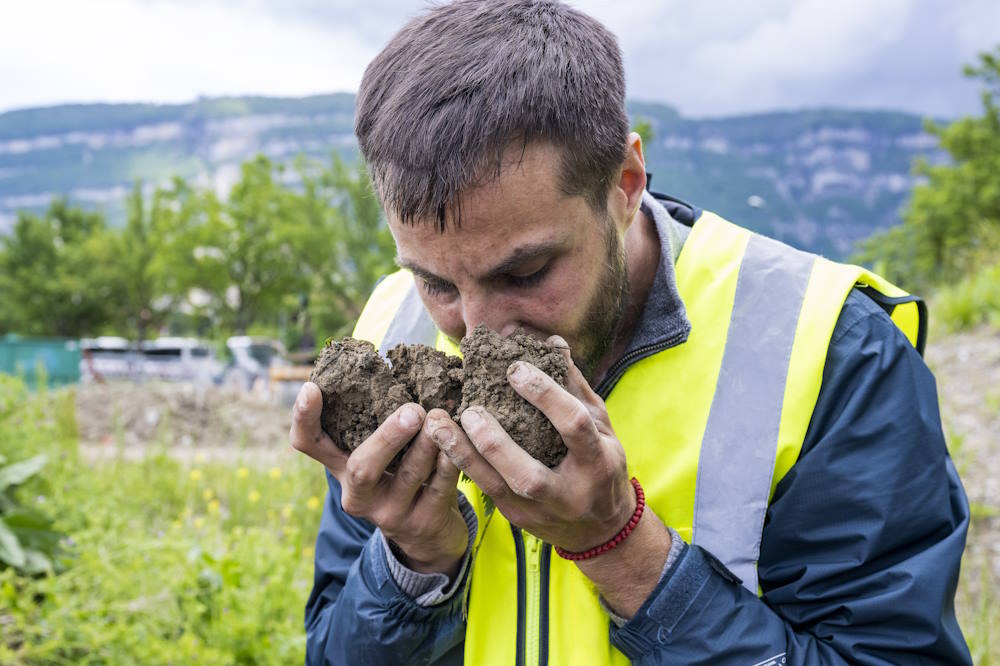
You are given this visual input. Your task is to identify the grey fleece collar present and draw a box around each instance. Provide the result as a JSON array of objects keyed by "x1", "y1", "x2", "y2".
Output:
[
  {"x1": 628, "y1": 191, "x2": 692, "y2": 352},
  {"x1": 593, "y1": 192, "x2": 692, "y2": 395}
]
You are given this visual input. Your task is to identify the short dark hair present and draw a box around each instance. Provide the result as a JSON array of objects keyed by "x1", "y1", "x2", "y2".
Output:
[{"x1": 355, "y1": 0, "x2": 629, "y2": 230}]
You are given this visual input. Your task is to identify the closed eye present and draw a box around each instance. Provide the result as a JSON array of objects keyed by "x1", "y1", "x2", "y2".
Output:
[
  {"x1": 421, "y1": 278, "x2": 457, "y2": 298},
  {"x1": 504, "y1": 263, "x2": 551, "y2": 289}
]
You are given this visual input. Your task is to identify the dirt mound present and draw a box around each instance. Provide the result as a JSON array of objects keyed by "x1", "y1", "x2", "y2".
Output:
[
  {"x1": 75, "y1": 380, "x2": 291, "y2": 452},
  {"x1": 311, "y1": 325, "x2": 568, "y2": 467}
]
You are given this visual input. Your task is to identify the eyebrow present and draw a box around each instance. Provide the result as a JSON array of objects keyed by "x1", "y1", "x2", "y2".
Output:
[{"x1": 396, "y1": 240, "x2": 563, "y2": 285}]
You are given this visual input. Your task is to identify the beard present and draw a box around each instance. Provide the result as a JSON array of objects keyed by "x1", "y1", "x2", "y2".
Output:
[{"x1": 572, "y1": 218, "x2": 630, "y2": 382}]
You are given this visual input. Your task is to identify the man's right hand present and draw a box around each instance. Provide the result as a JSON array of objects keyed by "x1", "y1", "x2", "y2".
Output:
[{"x1": 289, "y1": 382, "x2": 469, "y2": 577}]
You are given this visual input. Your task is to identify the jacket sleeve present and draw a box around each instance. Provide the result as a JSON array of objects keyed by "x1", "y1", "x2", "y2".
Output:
[
  {"x1": 304, "y1": 471, "x2": 467, "y2": 665},
  {"x1": 610, "y1": 290, "x2": 972, "y2": 665}
]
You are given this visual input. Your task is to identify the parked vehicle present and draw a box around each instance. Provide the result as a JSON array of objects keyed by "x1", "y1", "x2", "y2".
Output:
[
  {"x1": 140, "y1": 337, "x2": 224, "y2": 385},
  {"x1": 79, "y1": 336, "x2": 140, "y2": 383},
  {"x1": 221, "y1": 336, "x2": 290, "y2": 393}
]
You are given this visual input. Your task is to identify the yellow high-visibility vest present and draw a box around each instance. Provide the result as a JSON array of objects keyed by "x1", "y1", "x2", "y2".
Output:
[{"x1": 353, "y1": 210, "x2": 925, "y2": 666}]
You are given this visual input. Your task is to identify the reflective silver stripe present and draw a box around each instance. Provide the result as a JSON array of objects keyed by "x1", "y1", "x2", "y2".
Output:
[
  {"x1": 692, "y1": 233, "x2": 816, "y2": 593},
  {"x1": 378, "y1": 282, "x2": 438, "y2": 355}
]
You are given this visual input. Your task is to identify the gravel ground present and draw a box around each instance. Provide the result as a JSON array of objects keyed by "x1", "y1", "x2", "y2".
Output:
[
  {"x1": 76, "y1": 380, "x2": 294, "y2": 463},
  {"x1": 925, "y1": 327, "x2": 1000, "y2": 618}
]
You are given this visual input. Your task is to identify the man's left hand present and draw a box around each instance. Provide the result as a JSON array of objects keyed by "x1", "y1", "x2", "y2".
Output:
[{"x1": 431, "y1": 335, "x2": 634, "y2": 553}]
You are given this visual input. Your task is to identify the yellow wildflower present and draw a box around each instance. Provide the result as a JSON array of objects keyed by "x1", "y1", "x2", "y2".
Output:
[
  {"x1": 189, "y1": 469, "x2": 203, "y2": 482},
  {"x1": 281, "y1": 504, "x2": 294, "y2": 519},
  {"x1": 237, "y1": 467, "x2": 249, "y2": 479},
  {"x1": 193, "y1": 517, "x2": 205, "y2": 529},
  {"x1": 248, "y1": 489, "x2": 261, "y2": 503},
  {"x1": 208, "y1": 499, "x2": 221, "y2": 514},
  {"x1": 306, "y1": 496, "x2": 322, "y2": 511},
  {"x1": 268, "y1": 467, "x2": 282, "y2": 480},
  {"x1": 203, "y1": 488, "x2": 215, "y2": 501},
  {"x1": 302, "y1": 546, "x2": 315, "y2": 560}
]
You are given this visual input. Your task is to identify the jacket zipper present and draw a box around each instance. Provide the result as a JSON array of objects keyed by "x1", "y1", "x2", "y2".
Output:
[
  {"x1": 594, "y1": 329, "x2": 690, "y2": 399},
  {"x1": 512, "y1": 525, "x2": 550, "y2": 666}
]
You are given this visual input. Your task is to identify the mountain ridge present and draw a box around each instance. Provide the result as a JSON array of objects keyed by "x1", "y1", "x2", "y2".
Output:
[{"x1": 0, "y1": 93, "x2": 944, "y2": 258}]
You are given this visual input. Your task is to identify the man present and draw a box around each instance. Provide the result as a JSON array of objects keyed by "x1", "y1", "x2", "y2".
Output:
[{"x1": 291, "y1": 1, "x2": 971, "y2": 663}]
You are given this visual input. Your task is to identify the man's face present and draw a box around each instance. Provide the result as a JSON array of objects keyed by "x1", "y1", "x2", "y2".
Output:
[{"x1": 390, "y1": 143, "x2": 629, "y2": 379}]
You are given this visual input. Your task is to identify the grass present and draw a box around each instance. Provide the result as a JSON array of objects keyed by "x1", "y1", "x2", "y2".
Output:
[
  {"x1": 0, "y1": 378, "x2": 327, "y2": 665},
  {"x1": 0, "y1": 374, "x2": 997, "y2": 662}
]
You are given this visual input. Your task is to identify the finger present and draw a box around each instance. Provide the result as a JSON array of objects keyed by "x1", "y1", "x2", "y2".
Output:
[
  {"x1": 345, "y1": 403, "x2": 425, "y2": 502},
  {"x1": 388, "y1": 421, "x2": 441, "y2": 504},
  {"x1": 507, "y1": 360, "x2": 602, "y2": 461},
  {"x1": 430, "y1": 415, "x2": 511, "y2": 501},
  {"x1": 460, "y1": 406, "x2": 554, "y2": 501},
  {"x1": 547, "y1": 334, "x2": 602, "y2": 409},
  {"x1": 423, "y1": 450, "x2": 461, "y2": 505},
  {"x1": 289, "y1": 382, "x2": 348, "y2": 475}
]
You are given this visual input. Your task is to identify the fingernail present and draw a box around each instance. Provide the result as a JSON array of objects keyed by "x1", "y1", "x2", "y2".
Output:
[
  {"x1": 431, "y1": 426, "x2": 454, "y2": 447},
  {"x1": 294, "y1": 387, "x2": 308, "y2": 411},
  {"x1": 508, "y1": 361, "x2": 530, "y2": 385},
  {"x1": 399, "y1": 406, "x2": 420, "y2": 428},
  {"x1": 461, "y1": 408, "x2": 483, "y2": 427}
]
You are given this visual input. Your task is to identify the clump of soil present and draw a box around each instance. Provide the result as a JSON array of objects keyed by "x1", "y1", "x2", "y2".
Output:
[
  {"x1": 310, "y1": 339, "x2": 463, "y2": 457},
  {"x1": 310, "y1": 338, "x2": 412, "y2": 454},
  {"x1": 311, "y1": 326, "x2": 569, "y2": 467},
  {"x1": 386, "y1": 344, "x2": 464, "y2": 414},
  {"x1": 459, "y1": 325, "x2": 569, "y2": 467}
]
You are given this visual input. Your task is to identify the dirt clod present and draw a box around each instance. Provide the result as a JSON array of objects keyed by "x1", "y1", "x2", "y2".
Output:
[
  {"x1": 310, "y1": 338, "x2": 411, "y2": 454},
  {"x1": 311, "y1": 326, "x2": 569, "y2": 467},
  {"x1": 460, "y1": 325, "x2": 568, "y2": 467}
]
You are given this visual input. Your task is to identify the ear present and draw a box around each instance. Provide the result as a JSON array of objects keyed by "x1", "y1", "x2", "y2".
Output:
[{"x1": 608, "y1": 132, "x2": 647, "y2": 233}]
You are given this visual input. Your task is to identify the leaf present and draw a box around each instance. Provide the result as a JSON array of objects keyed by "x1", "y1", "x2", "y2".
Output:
[
  {"x1": 0, "y1": 517, "x2": 26, "y2": 568},
  {"x1": 0, "y1": 454, "x2": 47, "y2": 491},
  {"x1": 19, "y1": 548, "x2": 53, "y2": 575}
]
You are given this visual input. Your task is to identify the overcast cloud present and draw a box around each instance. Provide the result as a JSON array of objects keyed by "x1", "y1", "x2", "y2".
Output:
[{"x1": 1, "y1": 0, "x2": 997, "y2": 118}]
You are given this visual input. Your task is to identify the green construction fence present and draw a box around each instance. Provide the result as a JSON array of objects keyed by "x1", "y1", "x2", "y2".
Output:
[{"x1": 0, "y1": 334, "x2": 80, "y2": 389}]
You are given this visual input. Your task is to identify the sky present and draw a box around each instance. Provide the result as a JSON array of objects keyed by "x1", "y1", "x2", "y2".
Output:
[{"x1": 1, "y1": 0, "x2": 998, "y2": 118}]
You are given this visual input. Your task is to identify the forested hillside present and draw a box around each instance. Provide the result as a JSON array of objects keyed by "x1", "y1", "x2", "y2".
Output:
[{"x1": 0, "y1": 95, "x2": 942, "y2": 259}]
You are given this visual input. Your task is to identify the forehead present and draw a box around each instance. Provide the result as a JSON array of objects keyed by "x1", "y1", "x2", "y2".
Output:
[{"x1": 390, "y1": 143, "x2": 598, "y2": 267}]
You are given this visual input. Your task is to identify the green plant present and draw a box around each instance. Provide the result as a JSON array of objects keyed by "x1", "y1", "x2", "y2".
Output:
[{"x1": 0, "y1": 453, "x2": 62, "y2": 575}]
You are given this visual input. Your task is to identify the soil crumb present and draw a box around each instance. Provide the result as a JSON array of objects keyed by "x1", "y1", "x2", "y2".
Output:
[{"x1": 459, "y1": 325, "x2": 569, "y2": 467}]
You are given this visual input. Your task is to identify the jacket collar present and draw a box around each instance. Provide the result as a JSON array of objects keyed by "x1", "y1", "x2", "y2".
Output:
[{"x1": 593, "y1": 191, "x2": 693, "y2": 395}]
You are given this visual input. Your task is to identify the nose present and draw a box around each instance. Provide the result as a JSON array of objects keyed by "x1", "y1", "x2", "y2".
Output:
[{"x1": 459, "y1": 291, "x2": 518, "y2": 338}]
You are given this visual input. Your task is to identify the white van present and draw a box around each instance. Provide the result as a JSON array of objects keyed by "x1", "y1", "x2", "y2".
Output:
[{"x1": 140, "y1": 337, "x2": 224, "y2": 385}]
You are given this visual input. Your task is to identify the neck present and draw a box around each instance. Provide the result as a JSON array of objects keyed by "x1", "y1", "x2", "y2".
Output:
[{"x1": 591, "y1": 207, "x2": 660, "y2": 386}]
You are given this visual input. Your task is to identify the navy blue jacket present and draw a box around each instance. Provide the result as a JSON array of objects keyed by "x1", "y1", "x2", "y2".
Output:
[{"x1": 304, "y1": 284, "x2": 971, "y2": 664}]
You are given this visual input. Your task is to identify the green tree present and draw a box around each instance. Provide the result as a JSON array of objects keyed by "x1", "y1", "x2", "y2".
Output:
[
  {"x1": 0, "y1": 200, "x2": 117, "y2": 337},
  {"x1": 178, "y1": 157, "x2": 312, "y2": 335},
  {"x1": 297, "y1": 155, "x2": 396, "y2": 341},
  {"x1": 106, "y1": 183, "x2": 175, "y2": 342},
  {"x1": 856, "y1": 45, "x2": 1000, "y2": 291},
  {"x1": 632, "y1": 116, "x2": 655, "y2": 150}
]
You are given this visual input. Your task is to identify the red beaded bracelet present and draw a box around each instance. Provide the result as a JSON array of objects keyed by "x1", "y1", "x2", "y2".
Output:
[{"x1": 554, "y1": 477, "x2": 645, "y2": 561}]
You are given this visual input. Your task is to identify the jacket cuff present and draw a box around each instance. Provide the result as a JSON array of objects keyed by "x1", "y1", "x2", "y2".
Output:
[
  {"x1": 610, "y1": 543, "x2": 742, "y2": 658},
  {"x1": 379, "y1": 493, "x2": 478, "y2": 607}
]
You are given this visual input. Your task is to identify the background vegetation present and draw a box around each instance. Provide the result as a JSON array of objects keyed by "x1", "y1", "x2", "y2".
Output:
[{"x1": 0, "y1": 154, "x2": 394, "y2": 348}]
